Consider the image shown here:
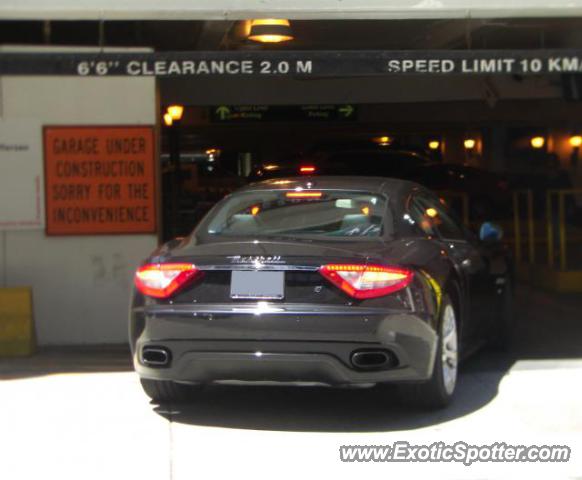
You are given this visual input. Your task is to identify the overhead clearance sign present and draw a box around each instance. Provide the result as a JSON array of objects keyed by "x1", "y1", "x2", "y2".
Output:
[
  {"x1": 3, "y1": 50, "x2": 582, "y2": 76},
  {"x1": 44, "y1": 126, "x2": 156, "y2": 235}
]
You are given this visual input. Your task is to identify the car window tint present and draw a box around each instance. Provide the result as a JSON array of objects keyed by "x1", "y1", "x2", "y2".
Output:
[
  {"x1": 412, "y1": 194, "x2": 466, "y2": 241},
  {"x1": 409, "y1": 198, "x2": 437, "y2": 237},
  {"x1": 203, "y1": 189, "x2": 390, "y2": 240}
]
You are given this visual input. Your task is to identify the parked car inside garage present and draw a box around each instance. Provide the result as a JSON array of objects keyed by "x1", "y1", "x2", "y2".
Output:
[{"x1": 130, "y1": 177, "x2": 513, "y2": 409}]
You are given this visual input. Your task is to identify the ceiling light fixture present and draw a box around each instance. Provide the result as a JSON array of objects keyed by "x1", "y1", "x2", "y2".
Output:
[
  {"x1": 248, "y1": 19, "x2": 294, "y2": 43},
  {"x1": 530, "y1": 136, "x2": 545, "y2": 149},
  {"x1": 464, "y1": 138, "x2": 476, "y2": 150},
  {"x1": 373, "y1": 136, "x2": 392, "y2": 146},
  {"x1": 166, "y1": 105, "x2": 184, "y2": 121},
  {"x1": 163, "y1": 113, "x2": 173, "y2": 127}
]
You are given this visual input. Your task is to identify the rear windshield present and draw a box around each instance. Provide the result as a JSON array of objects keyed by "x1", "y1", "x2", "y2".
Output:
[{"x1": 204, "y1": 189, "x2": 388, "y2": 239}]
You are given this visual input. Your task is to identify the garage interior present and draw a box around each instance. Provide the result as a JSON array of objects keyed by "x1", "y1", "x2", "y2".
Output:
[
  {"x1": 1, "y1": 17, "x2": 582, "y2": 356},
  {"x1": 154, "y1": 20, "x2": 582, "y2": 280},
  {"x1": 4, "y1": 19, "x2": 582, "y2": 252},
  {"x1": 1, "y1": 13, "x2": 582, "y2": 478},
  {"x1": 1, "y1": 16, "x2": 582, "y2": 369}
]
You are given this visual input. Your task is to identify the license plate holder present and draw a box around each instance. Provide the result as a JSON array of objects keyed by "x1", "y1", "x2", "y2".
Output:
[{"x1": 230, "y1": 270, "x2": 285, "y2": 300}]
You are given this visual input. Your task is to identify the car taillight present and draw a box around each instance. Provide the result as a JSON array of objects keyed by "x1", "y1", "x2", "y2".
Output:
[
  {"x1": 285, "y1": 191, "x2": 323, "y2": 198},
  {"x1": 134, "y1": 263, "x2": 203, "y2": 299},
  {"x1": 299, "y1": 165, "x2": 316, "y2": 174},
  {"x1": 319, "y1": 264, "x2": 413, "y2": 299}
]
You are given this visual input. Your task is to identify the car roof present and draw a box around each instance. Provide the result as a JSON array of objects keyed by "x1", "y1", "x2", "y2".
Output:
[{"x1": 242, "y1": 176, "x2": 419, "y2": 196}]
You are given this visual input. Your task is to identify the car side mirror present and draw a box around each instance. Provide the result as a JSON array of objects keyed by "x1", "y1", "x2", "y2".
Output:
[{"x1": 479, "y1": 222, "x2": 503, "y2": 242}]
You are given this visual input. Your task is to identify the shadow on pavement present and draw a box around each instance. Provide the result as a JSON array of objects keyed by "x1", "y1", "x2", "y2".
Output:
[
  {"x1": 154, "y1": 351, "x2": 515, "y2": 432},
  {"x1": 153, "y1": 283, "x2": 582, "y2": 432},
  {"x1": 2, "y1": 282, "x2": 581, "y2": 433}
]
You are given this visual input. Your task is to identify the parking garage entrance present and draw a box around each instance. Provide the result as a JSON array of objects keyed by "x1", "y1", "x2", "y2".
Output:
[
  {"x1": 3, "y1": 16, "x2": 582, "y2": 479},
  {"x1": 148, "y1": 49, "x2": 582, "y2": 292},
  {"x1": 2, "y1": 18, "x2": 582, "y2": 345}
]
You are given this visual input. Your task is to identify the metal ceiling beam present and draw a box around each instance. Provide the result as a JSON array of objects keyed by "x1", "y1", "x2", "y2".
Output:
[{"x1": 3, "y1": 49, "x2": 582, "y2": 77}]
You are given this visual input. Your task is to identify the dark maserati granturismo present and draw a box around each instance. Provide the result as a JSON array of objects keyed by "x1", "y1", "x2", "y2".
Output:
[{"x1": 130, "y1": 177, "x2": 513, "y2": 408}]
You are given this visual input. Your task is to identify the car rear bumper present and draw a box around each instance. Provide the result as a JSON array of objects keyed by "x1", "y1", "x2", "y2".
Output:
[{"x1": 130, "y1": 303, "x2": 439, "y2": 386}]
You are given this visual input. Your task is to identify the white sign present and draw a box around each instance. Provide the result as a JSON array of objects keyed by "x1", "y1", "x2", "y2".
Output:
[{"x1": 0, "y1": 120, "x2": 43, "y2": 230}]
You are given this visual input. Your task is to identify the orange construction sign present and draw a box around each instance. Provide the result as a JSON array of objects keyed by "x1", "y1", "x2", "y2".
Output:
[{"x1": 44, "y1": 126, "x2": 156, "y2": 235}]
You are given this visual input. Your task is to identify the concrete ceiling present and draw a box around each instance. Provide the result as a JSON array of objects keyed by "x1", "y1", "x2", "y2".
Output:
[
  {"x1": 3, "y1": 0, "x2": 582, "y2": 21},
  {"x1": 2, "y1": 18, "x2": 582, "y2": 50}
]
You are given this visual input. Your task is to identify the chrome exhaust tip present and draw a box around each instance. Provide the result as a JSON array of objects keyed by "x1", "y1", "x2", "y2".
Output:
[
  {"x1": 141, "y1": 346, "x2": 171, "y2": 367},
  {"x1": 350, "y1": 350, "x2": 394, "y2": 370}
]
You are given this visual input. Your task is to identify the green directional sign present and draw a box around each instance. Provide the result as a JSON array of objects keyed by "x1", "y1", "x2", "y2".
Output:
[
  {"x1": 214, "y1": 105, "x2": 231, "y2": 120},
  {"x1": 210, "y1": 105, "x2": 358, "y2": 123},
  {"x1": 338, "y1": 105, "x2": 355, "y2": 118}
]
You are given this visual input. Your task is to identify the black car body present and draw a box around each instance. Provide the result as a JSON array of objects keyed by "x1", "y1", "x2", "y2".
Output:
[{"x1": 130, "y1": 177, "x2": 512, "y2": 407}]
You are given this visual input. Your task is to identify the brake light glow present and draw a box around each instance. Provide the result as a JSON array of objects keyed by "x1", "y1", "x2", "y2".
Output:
[
  {"x1": 134, "y1": 263, "x2": 203, "y2": 298},
  {"x1": 299, "y1": 166, "x2": 316, "y2": 174},
  {"x1": 319, "y1": 264, "x2": 413, "y2": 299},
  {"x1": 285, "y1": 191, "x2": 323, "y2": 198}
]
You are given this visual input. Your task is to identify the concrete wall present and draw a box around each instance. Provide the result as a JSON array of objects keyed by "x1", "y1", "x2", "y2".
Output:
[{"x1": 0, "y1": 72, "x2": 158, "y2": 345}]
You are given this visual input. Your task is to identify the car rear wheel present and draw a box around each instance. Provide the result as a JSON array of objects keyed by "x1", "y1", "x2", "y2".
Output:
[
  {"x1": 140, "y1": 378, "x2": 201, "y2": 403},
  {"x1": 398, "y1": 295, "x2": 458, "y2": 409}
]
